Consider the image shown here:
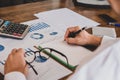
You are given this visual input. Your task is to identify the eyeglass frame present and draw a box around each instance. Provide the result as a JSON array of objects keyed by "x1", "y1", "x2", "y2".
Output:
[{"x1": 25, "y1": 47, "x2": 69, "y2": 75}]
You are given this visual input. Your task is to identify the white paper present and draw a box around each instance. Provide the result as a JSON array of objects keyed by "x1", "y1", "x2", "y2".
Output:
[
  {"x1": 34, "y1": 8, "x2": 100, "y2": 29},
  {"x1": 0, "y1": 48, "x2": 72, "y2": 80},
  {"x1": 0, "y1": 19, "x2": 72, "y2": 80},
  {"x1": 26, "y1": 58, "x2": 72, "y2": 80},
  {"x1": 0, "y1": 19, "x2": 64, "y2": 55},
  {"x1": 41, "y1": 38, "x2": 92, "y2": 66},
  {"x1": 0, "y1": 8, "x2": 99, "y2": 79},
  {"x1": 92, "y1": 27, "x2": 116, "y2": 38}
]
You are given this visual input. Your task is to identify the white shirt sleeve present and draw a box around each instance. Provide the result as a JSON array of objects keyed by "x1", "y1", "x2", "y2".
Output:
[
  {"x1": 4, "y1": 72, "x2": 26, "y2": 80},
  {"x1": 67, "y1": 36, "x2": 120, "y2": 80}
]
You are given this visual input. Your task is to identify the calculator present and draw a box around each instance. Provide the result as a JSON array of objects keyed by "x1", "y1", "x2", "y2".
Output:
[{"x1": 0, "y1": 19, "x2": 30, "y2": 39}]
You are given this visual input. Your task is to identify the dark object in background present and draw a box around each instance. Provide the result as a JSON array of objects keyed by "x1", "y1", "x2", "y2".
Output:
[
  {"x1": 98, "y1": 14, "x2": 117, "y2": 24},
  {"x1": 0, "y1": 0, "x2": 23, "y2": 7},
  {"x1": 0, "y1": 72, "x2": 4, "y2": 80},
  {"x1": 0, "y1": 0, "x2": 44, "y2": 7},
  {"x1": 72, "y1": 0, "x2": 110, "y2": 9}
]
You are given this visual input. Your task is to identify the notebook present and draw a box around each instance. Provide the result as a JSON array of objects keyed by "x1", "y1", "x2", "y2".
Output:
[{"x1": 92, "y1": 26, "x2": 116, "y2": 38}]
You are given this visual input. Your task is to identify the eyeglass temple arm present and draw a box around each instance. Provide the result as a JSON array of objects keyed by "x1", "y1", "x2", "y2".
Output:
[
  {"x1": 51, "y1": 49, "x2": 69, "y2": 65},
  {"x1": 26, "y1": 61, "x2": 38, "y2": 75}
]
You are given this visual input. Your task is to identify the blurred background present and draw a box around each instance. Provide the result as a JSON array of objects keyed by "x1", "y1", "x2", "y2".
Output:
[
  {"x1": 0, "y1": 0, "x2": 109, "y2": 8},
  {"x1": 0, "y1": 0, "x2": 45, "y2": 7}
]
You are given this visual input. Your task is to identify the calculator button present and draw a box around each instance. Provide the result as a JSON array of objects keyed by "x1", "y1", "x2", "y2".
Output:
[
  {"x1": 8, "y1": 31, "x2": 12, "y2": 34},
  {"x1": 19, "y1": 29, "x2": 24, "y2": 34},
  {"x1": 17, "y1": 33, "x2": 22, "y2": 36},
  {"x1": 13, "y1": 33, "x2": 17, "y2": 36},
  {"x1": 3, "y1": 30, "x2": 8, "y2": 34}
]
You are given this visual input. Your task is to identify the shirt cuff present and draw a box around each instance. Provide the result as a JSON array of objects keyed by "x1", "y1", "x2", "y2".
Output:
[
  {"x1": 101, "y1": 36, "x2": 115, "y2": 45},
  {"x1": 4, "y1": 72, "x2": 26, "y2": 80}
]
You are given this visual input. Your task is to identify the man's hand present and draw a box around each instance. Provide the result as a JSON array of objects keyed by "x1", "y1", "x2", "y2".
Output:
[
  {"x1": 64, "y1": 26, "x2": 102, "y2": 46},
  {"x1": 4, "y1": 48, "x2": 28, "y2": 77}
]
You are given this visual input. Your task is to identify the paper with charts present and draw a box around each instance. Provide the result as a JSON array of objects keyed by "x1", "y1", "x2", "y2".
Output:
[
  {"x1": 34, "y1": 8, "x2": 100, "y2": 28},
  {"x1": 0, "y1": 8, "x2": 100, "y2": 80},
  {"x1": 0, "y1": 19, "x2": 72, "y2": 80}
]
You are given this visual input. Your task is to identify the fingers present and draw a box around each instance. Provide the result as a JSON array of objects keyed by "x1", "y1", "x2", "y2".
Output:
[
  {"x1": 64, "y1": 26, "x2": 80, "y2": 40},
  {"x1": 17, "y1": 48, "x2": 25, "y2": 56},
  {"x1": 65, "y1": 38, "x2": 80, "y2": 45},
  {"x1": 4, "y1": 48, "x2": 27, "y2": 75},
  {"x1": 8, "y1": 48, "x2": 25, "y2": 65},
  {"x1": 23, "y1": 64, "x2": 28, "y2": 77},
  {"x1": 11, "y1": 48, "x2": 17, "y2": 54},
  {"x1": 10, "y1": 48, "x2": 25, "y2": 56}
]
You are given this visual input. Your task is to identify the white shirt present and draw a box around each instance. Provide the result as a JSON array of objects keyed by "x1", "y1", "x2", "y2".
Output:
[
  {"x1": 68, "y1": 36, "x2": 120, "y2": 80},
  {"x1": 4, "y1": 72, "x2": 26, "y2": 80},
  {"x1": 4, "y1": 36, "x2": 120, "y2": 80}
]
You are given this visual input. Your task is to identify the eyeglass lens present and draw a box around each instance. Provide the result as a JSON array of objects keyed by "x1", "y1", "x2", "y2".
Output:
[{"x1": 25, "y1": 49, "x2": 52, "y2": 63}]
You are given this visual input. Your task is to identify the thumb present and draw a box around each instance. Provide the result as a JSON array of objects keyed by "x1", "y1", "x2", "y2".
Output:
[{"x1": 23, "y1": 64, "x2": 28, "y2": 77}]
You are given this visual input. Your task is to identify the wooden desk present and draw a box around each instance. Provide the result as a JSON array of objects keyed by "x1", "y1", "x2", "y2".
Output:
[{"x1": 0, "y1": 0, "x2": 120, "y2": 79}]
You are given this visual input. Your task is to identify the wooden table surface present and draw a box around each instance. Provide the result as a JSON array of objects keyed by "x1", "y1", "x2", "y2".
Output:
[{"x1": 0, "y1": 0, "x2": 120, "y2": 79}]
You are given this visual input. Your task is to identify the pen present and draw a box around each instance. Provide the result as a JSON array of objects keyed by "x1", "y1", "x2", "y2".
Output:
[
  {"x1": 109, "y1": 23, "x2": 120, "y2": 27},
  {"x1": 68, "y1": 27, "x2": 86, "y2": 38}
]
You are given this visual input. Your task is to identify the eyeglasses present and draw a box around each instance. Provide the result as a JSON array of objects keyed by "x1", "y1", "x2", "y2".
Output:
[{"x1": 25, "y1": 47, "x2": 69, "y2": 75}]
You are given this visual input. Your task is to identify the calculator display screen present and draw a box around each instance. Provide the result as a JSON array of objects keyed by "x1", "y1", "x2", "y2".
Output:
[
  {"x1": 3, "y1": 21, "x2": 11, "y2": 27},
  {"x1": 0, "y1": 21, "x2": 11, "y2": 31}
]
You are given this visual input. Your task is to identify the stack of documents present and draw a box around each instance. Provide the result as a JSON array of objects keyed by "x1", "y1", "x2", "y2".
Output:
[{"x1": 0, "y1": 8, "x2": 100, "y2": 80}]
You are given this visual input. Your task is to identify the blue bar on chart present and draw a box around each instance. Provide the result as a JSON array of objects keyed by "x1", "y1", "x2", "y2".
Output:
[
  {"x1": 29, "y1": 22, "x2": 50, "y2": 32},
  {"x1": 25, "y1": 48, "x2": 34, "y2": 57}
]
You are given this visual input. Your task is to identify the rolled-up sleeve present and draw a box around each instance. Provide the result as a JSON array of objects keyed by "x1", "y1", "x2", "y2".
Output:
[{"x1": 4, "y1": 72, "x2": 26, "y2": 80}]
